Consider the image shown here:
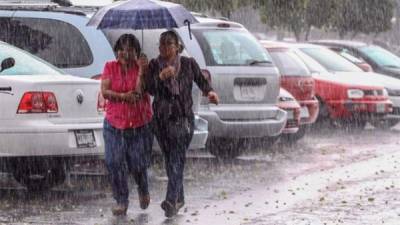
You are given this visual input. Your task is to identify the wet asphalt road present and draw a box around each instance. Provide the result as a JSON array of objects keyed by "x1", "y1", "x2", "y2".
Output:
[{"x1": 0, "y1": 124, "x2": 400, "y2": 225}]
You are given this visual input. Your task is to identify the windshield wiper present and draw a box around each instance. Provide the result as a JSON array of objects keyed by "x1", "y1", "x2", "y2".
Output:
[
  {"x1": 383, "y1": 65, "x2": 400, "y2": 69},
  {"x1": 248, "y1": 60, "x2": 272, "y2": 66}
]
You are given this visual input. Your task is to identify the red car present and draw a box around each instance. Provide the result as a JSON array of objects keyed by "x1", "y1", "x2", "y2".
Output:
[
  {"x1": 288, "y1": 43, "x2": 393, "y2": 128},
  {"x1": 277, "y1": 88, "x2": 301, "y2": 140},
  {"x1": 262, "y1": 41, "x2": 319, "y2": 139}
]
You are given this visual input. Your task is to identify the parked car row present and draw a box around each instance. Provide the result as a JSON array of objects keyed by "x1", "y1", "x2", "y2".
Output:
[
  {"x1": 0, "y1": 1, "x2": 286, "y2": 189},
  {"x1": 2, "y1": 0, "x2": 400, "y2": 191}
]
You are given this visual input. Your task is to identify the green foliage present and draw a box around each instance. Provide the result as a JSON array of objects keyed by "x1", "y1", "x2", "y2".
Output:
[
  {"x1": 258, "y1": 0, "x2": 308, "y2": 40},
  {"x1": 333, "y1": 0, "x2": 395, "y2": 37},
  {"x1": 257, "y1": 0, "x2": 395, "y2": 39},
  {"x1": 168, "y1": 0, "x2": 240, "y2": 18}
]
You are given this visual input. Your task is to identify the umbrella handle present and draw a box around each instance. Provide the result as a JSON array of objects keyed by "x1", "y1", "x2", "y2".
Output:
[{"x1": 184, "y1": 20, "x2": 192, "y2": 40}]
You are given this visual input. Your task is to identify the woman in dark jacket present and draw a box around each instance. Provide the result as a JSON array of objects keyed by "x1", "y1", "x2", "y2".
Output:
[{"x1": 143, "y1": 31, "x2": 219, "y2": 217}]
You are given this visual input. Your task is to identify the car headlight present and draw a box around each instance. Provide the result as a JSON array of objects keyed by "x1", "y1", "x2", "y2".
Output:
[
  {"x1": 347, "y1": 89, "x2": 364, "y2": 99},
  {"x1": 383, "y1": 88, "x2": 389, "y2": 97}
]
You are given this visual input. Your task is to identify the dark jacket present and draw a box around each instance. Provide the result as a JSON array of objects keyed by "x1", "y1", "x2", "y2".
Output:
[{"x1": 144, "y1": 56, "x2": 213, "y2": 122}]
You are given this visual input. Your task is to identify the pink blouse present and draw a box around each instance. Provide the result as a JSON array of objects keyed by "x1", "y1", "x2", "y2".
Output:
[{"x1": 101, "y1": 60, "x2": 152, "y2": 129}]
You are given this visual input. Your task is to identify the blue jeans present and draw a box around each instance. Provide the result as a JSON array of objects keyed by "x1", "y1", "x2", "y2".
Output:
[
  {"x1": 103, "y1": 119, "x2": 153, "y2": 206},
  {"x1": 154, "y1": 117, "x2": 194, "y2": 204}
]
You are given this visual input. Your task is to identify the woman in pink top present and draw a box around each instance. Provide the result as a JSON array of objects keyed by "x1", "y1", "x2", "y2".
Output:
[{"x1": 101, "y1": 34, "x2": 152, "y2": 216}]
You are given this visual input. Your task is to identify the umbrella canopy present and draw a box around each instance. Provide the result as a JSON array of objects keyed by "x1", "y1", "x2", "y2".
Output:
[{"x1": 86, "y1": 0, "x2": 198, "y2": 30}]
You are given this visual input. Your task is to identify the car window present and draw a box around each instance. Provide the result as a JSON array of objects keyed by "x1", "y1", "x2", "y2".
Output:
[
  {"x1": 269, "y1": 50, "x2": 311, "y2": 76},
  {"x1": 0, "y1": 17, "x2": 93, "y2": 68},
  {"x1": 360, "y1": 45, "x2": 400, "y2": 68},
  {"x1": 300, "y1": 47, "x2": 363, "y2": 72},
  {"x1": 193, "y1": 29, "x2": 271, "y2": 66},
  {"x1": 339, "y1": 51, "x2": 364, "y2": 64},
  {"x1": 0, "y1": 43, "x2": 64, "y2": 75}
]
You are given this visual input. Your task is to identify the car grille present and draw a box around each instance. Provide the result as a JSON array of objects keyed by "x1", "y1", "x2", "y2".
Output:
[
  {"x1": 388, "y1": 89, "x2": 400, "y2": 96},
  {"x1": 363, "y1": 90, "x2": 383, "y2": 96},
  {"x1": 392, "y1": 107, "x2": 400, "y2": 115},
  {"x1": 286, "y1": 119, "x2": 298, "y2": 128}
]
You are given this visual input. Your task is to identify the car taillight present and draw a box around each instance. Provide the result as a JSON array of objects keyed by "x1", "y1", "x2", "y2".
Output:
[
  {"x1": 97, "y1": 92, "x2": 106, "y2": 112},
  {"x1": 17, "y1": 92, "x2": 58, "y2": 113}
]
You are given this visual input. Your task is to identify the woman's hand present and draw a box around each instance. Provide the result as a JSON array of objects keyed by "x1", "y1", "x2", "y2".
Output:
[
  {"x1": 121, "y1": 90, "x2": 142, "y2": 103},
  {"x1": 207, "y1": 91, "x2": 219, "y2": 105},
  {"x1": 159, "y1": 66, "x2": 176, "y2": 80}
]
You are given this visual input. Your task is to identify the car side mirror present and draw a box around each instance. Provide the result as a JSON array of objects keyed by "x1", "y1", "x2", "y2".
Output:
[{"x1": 0, "y1": 57, "x2": 15, "y2": 73}]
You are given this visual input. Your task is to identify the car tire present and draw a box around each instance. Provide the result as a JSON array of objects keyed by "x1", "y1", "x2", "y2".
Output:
[
  {"x1": 280, "y1": 125, "x2": 308, "y2": 144},
  {"x1": 370, "y1": 119, "x2": 400, "y2": 129},
  {"x1": 207, "y1": 138, "x2": 245, "y2": 159},
  {"x1": 12, "y1": 161, "x2": 66, "y2": 192},
  {"x1": 314, "y1": 97, "x2": 332, "y2": 128}
]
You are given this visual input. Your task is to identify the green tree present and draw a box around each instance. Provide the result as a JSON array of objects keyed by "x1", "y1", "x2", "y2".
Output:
[
  {"x1": 304, "y1": 0, "x2": 337, "y2": 40},
  {"x1": 333, "y1": 0, "x2": 395, "y2": 38},
  {"x1": 258, "y1": 0, "x2": 308, "y2": 41},
  {"x1": 168, "y1": 0, "x2": 239, "y2": 18}
]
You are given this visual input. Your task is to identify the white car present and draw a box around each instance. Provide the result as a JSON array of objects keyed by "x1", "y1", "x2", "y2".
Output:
[{"x1": 0, "y1": 41, "x2": 103, "y2": 190}]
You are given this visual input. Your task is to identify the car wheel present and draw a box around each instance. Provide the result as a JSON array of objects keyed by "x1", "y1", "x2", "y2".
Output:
[
  {"x1": 314, "y1": 98, "x2": 332, "y2": 128},
  {"x1": 13, "y1": 163, "x2": 66, "y2": 192},
  {"x1": 207, "y1": 138, "x2": 245, "y2": 159},
  {"x1": 280, "y1": 126, "x2": 308, "y2": 144},
  {"x1": 370, "y1": 119, "x2": 400, "y2": 129}
]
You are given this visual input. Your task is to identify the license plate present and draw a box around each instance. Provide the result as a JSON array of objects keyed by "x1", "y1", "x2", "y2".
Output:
[
  {"x1": 300, "y1": 106, "x2": 310, "y2": 118},
  {"x1": 74, "y1": 130, "x2": 96, "y2": 148},
  {"x1": 376, "y1": 103, "x2": 385, "y2": 113},
  {"x1": 286, "y1": 110, "x2": 294, "y2": 119},
  {"x1": 240, "y1": 86, "x2": 257, "y2": 99}
]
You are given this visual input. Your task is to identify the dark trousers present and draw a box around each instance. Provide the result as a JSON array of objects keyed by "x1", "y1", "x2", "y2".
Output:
[
  {"x1": 103, "y1": 119, "x2": 153, "y2": 206},
  {"x1": 154, "y1": 117, "x2": 194, "y2": 204}
]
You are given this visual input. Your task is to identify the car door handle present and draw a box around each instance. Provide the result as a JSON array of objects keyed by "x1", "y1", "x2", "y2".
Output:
[{"x1": 0, "y1": 86, "x2": 12, "y2": 91}]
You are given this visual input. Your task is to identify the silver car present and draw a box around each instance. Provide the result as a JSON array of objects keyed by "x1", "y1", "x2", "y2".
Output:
[{"x1": 103, "y1": 16, "x2": 287, "y2": 158}]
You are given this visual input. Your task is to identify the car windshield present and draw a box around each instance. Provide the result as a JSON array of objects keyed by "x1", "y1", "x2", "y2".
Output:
[
  {"x1": 193, "y1": 29, "x2": 272, "y2": 66},
  {"x1": 0, "y1": 43, "x2": 64, "y2": 76},
  {"x1": 300, "y1": 47, "x2": 363, "y2": 72},
  {"x1": 269, "y1": 50, "x2": 311, "y2": 76},
  {"x1": 360, "y1": 45, "x2": 400, "y2": 68},
  {"x1": 293, "y1": 49, "x2": 328, "y2": 73}
]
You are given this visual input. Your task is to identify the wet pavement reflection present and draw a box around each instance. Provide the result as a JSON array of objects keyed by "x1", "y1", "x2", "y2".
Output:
[{"x1": 0, "y1": 125, "x2": 400, "y2": 224}]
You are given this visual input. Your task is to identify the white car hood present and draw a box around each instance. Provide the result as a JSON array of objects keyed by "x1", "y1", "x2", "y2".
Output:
[
  {"x1": 314, "y1": 71, "x2": 384, "y2": 88},
  {"x1": 334, "y1": 72, "x2": 400, "y2": 90}
]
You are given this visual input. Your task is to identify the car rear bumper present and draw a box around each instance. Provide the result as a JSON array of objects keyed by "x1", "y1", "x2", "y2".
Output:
[
  {"x1": 0, "y1": 122, "x2": 104, "y2": 157},
  {"x1": 199, "y1": 105, "x2": 287, "y2": 138},
  {"x1": 299, "y1": 98, "x2": 319, "y2": 124},
  {"x1": 327, "y1": 99, "x2": 392, "y2": 119}
]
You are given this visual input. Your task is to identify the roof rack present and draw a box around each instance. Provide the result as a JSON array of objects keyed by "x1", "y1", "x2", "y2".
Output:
[{"x1": 0, "y1": 0, "x2": 98, "y2": 16}]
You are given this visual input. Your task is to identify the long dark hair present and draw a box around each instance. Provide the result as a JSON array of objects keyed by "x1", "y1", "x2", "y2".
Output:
[
  {"x1": 160, "y1": 31, "x2": 184, "y2": 54},
  {"x1": 113, "y1": 34, "x2": 141, "y2": 56}
]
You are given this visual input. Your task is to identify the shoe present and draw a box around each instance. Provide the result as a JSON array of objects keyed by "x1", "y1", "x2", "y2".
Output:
[
  {"x1": 161, "y1": 200, "x2": 177, "y2": 218},
  {"x1": 111, "y1": 204, "x2": 128, "y2": 216},
  {"x1": 139, "y1": 194, "x2": 150, "y2": 210},
  {"x1": 176, "y1": 201, "x2": 185, "y2": 212}
]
